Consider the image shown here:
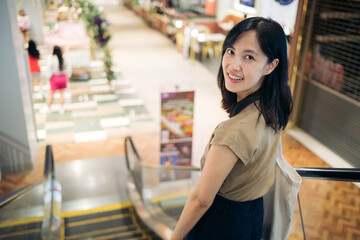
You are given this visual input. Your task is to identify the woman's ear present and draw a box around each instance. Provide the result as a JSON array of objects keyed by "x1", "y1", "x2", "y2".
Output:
[{"x1": 264, "y1": 59, "x2": 279, "y2": 75}]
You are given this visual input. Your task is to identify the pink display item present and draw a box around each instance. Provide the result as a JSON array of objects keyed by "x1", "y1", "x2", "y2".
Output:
[
  {"x1": 50, "y1": 74, "x2": 67, "y2": 91},
  {"x1": 44, "y1": 21, "x2": 90, "y2": 52}
]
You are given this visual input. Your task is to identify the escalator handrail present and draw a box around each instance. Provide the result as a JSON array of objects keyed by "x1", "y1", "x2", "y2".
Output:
[
  {"x1": 125, "y1": 136, "x2": 141, "y2": 172},
  {"x1": 125, "y1": 135, "x2": 360, "y2": 182},
  {"x1": 0, "y1": 145, "x2": 55, "y2": 208},
  {"x1": 143, "y1": 164, "x2": 360, "y2": 182},
  {"x1": 295, "y1": 167, "x2": 360, "y2": 182},
  {"x1": 142, "y1": 163, "x2": 201, "y2": 171}
]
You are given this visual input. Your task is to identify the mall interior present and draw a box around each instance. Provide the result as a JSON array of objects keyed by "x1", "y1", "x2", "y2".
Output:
[{"x1": 0, "y1": 0, "x2": 359, "y2": 239}]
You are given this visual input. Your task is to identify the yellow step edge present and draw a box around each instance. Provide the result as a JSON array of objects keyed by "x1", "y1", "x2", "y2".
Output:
[
  {"x1": 0, "y1": 202, "x2": 133, "y2": 228},
  {"x1": 60, "y1": 217, "x2": 65, "y2": 240},
  {"x1": 148, "y1": 190, "x2": 189, "y2": 203},
  {"x1": 0, "y1": 216, "x2": 43, "y2": 228},
  {"x1": 0, "y1": 227, "x2": 40, "y2": 238},
  {"x1": 160, "y1": 202, "x2": 185, "y2": 211},
  {"x1": 66, "y1": 213, "x2": 131, "y2": 227},
  {"x1": 62, "y1": 201, "x2": 133, "y2": 218},
  {"x1": 128, "y1": 207, "x2": 150, "y2": 239},
  {"x1": 66, "y1": 224, "x2": 136, "y2": 240},
  {"x1": 90, "y1": 229, "x2": 143, "y2": 240}
]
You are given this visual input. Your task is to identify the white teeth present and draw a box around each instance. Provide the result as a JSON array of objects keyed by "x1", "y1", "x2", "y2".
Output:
[{"x1": 228, "y1": 73, "x2": 243, "y2": 80}]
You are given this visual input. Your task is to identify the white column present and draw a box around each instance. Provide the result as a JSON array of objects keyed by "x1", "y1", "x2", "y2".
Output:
[{"x1": 0, "y1": 0, "x2": 37, "y2": 173}]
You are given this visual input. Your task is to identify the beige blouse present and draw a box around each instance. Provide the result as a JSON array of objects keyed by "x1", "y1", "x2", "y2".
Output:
[{"x1": 200, "y1": 102, "x2": 280, "y2": 202}]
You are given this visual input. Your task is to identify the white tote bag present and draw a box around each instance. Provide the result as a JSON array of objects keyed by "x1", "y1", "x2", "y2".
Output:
[{"x1": 262, "y1": 137, "x2": 302, "y2": 240}]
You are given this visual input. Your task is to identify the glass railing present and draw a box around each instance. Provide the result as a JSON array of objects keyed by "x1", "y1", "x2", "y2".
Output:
[
  {"x1": 0, "y1": 145, "x2": 61, "y2": 239},
  {"x1": 125, "y1": 136, "x2": 200, "y2": 239},
  {"x1": 125, "y1": 136, "x2": 360, "y2": 240}
]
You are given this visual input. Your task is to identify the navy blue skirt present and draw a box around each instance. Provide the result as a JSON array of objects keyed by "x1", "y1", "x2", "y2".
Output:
[{"x1": 184, "y1": 195, "x2": 264, "y2": 240}]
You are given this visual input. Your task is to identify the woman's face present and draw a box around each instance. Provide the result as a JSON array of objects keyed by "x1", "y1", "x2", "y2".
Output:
[{"x1": 222, "y1": 30, "x2": 277, "y2": 102}]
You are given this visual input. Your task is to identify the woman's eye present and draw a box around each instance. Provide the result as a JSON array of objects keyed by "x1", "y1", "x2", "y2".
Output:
[
  {"x1": 245, "y1": 55, "x2": 254, "y2": 60},
  {"x1": 226, "y1": 49, "x2": 234, "y2": 55}
]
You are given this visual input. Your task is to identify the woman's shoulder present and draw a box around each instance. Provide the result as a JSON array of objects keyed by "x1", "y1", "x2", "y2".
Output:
[
  {"x1": 219, "y1": 103, "x2": 263, "y2": 129},
  {"x1": 213, "y1": 103, "x2": 270, "y2": 146}
]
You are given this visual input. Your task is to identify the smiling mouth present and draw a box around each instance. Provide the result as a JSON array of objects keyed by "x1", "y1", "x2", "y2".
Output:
[{"x1": 228, "y1": 73, "x2": 244, "y2": 81}]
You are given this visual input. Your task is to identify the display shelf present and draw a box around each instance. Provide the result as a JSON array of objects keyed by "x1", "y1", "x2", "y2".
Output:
[
  {"x1": 320, "y1": 11, "x2": 360, "y2": 20},
  {"x1": 315, "y1": 34, "x2": 360, "y2": 43}
]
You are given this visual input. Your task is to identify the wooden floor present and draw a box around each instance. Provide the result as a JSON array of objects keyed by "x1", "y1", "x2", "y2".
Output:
[{"x1": 1, "y1": 133, "x2": 359, "y2": 239}]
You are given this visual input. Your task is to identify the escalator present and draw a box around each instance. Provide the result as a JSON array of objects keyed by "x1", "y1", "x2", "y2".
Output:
[
  {"x1": 0, "y1": 145, "x2": 159, "y2": 240},
  {"x1": 125, "y1": 136, "x2": 360, "y2": 239},
  {"x1": 63, "y1": 203, "x2": 150, "y2": 239},
  {"x1": 0, "y1": 145, "x2": 61, "y2": 239},
  {"x1": 1, "y1": 198, "x2": 154, "y2": 240}
]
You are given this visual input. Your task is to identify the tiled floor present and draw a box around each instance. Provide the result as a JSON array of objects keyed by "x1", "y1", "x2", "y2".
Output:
[
  {"x1": 32, "y1": 57, "x2": 157, "y2": 145},
  {"x1": 1, "y1": 1, "x2": 359, "y2": 239}
]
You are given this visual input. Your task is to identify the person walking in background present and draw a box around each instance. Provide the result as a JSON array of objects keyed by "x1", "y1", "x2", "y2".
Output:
[
  {"x1": 47, "y1": 46, "x2": 71, "y2": 114},
  {"x1": 27, "y1": 40, "x2": 42, "y2": 92},
  {"x1": 17, "y1": 9, "x2": 31, "y2": 45},
  {"x1": 170, "y1": 17, "x2": 293, "y2": 240}
]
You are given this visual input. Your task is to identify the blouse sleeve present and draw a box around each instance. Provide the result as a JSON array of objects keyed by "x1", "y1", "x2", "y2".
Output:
[
  {"x1": 210, "y1": 116, "x2": 263, "y2": 165},
  {"x1": 47, "y1": 56, "x2": 57, "y2": 78}
]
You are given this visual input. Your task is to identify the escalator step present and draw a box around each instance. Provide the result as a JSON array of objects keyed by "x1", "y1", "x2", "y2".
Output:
[
  {"x1": 63, "y1": 204, "x2": 155, "y2": 240},
  {"x1": 130, "y1": 209, "x2": 162, "y2": 240},
  {"x1": 0, "y1": 217, "x2": 42, "y2": 240},
  {"x1": 97, "y1": 231, "x2": 144, "y2": 240},
  {"x1": 0, "y1": 221, "x2": 42, "y2": 235},
  {"x1": 65, "y1": 207, "x2": 131, "y2": 224},
  {"x1": 65, "y1": 214, "x2": 134, "y2": 236},
  {"x1": 0, "y1": 228, "x2": 41, "y2": 240},
  {"x1": 65, "y1": 225, "x2": 143, "y2": 239}
]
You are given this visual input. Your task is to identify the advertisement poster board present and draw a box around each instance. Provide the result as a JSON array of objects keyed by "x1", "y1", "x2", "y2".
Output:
[{"x1": 160, "y1": 91, "x2": 194, "y2": 181}]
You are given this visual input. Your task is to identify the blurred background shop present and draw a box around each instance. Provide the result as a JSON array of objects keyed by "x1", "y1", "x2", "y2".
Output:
[
  {"x1": 100, "y1": 0, "x2": 360, "y2": 169},
  {"x1": 0, "y1": 0, "x2": 359, "y2": 239}
]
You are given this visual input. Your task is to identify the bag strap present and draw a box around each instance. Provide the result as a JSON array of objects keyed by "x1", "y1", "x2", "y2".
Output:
[{"x1": 298, "y1": 194, "x2": 306, "y2": 240}]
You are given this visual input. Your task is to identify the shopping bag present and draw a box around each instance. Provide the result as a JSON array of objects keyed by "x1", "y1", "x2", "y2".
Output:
[{"x1": 262, "y1": 137, "x2": 302, "y2": 240}]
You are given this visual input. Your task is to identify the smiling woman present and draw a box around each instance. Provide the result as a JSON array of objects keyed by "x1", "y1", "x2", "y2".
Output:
[
  {"x1": 170, "y1": 17, "x2": 293, "y2": 240},
  {"x1": 222, "y1": 30, "x2": 279, "y2": 102}
]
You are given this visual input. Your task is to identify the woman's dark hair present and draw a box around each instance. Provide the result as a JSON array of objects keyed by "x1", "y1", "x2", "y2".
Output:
[
  {"x1": 217, "y1": 17, "x2": 293, "y2": 132},
  {"x1": 53, "y1": 46, "x2": 64, "y2": 71},
  {"x1": 28, "y1": 40, "x2": 40, "y2": 59}
]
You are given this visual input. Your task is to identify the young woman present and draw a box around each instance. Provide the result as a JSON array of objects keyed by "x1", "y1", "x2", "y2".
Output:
[
  {"x1": 47, "y1": 46, "x2": 71, "y2": 113},
  {"x1": 27, "y1": 40, "x2": 42, "y2": 91},
  {"x1": 17, "y1": 9, "x2": 31, "y2": 44},
  {"x1": 170, "y1": 17, "x2": 293, "y2": 240}
]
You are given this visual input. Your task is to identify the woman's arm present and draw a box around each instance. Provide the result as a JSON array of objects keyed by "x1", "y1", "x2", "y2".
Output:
[{"x1": 170, "y1": 144, "x2": 239, "y2": 240}]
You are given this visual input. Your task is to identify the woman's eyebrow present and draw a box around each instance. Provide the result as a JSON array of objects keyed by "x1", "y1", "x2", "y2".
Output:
[
  {"x1": 243, "y1": 49, "x2": 258, "y2": 56},
  {"x1": 231, "y1": 47, "x2": 259, "y2": 56}
]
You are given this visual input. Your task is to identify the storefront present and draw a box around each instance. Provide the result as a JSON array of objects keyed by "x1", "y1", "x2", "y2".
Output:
[
  {"x1": 291, "y1": 0, "x2": 360, "y2": 168},
  {"x1": 125, "y1": 0, "x2": 299, "y2": 61}
]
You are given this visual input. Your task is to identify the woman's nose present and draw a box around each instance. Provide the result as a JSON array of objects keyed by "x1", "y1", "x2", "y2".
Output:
[{"x1": 230, "y1": 58, "x2": 242, "y2": 71}]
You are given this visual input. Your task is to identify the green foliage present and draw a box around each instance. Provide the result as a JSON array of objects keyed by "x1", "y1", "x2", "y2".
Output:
[
  {"x1": 104, "y1": 47, "x2": 115, "y2": 80},
  {"x1": 65, "y1": 0, "x2": 114, "y2": 81}
]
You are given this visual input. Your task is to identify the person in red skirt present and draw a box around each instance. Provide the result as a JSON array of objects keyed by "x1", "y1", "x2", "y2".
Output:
[
  {"x1": 47, "y1": 46, "x2": 71, "y2": 114},
  {"x1": 27, "y1": 40, "x2": 42, "y2": 92}
]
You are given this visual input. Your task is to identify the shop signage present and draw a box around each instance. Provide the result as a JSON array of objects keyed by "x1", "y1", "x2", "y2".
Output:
[{"x1": 160, "y1": 91, "x2": 194, "y2": 180}]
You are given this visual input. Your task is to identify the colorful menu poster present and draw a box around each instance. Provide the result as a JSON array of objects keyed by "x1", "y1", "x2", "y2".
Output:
[{"x1": 160, "y1": 91, "x2": 194, "y2": 180}]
